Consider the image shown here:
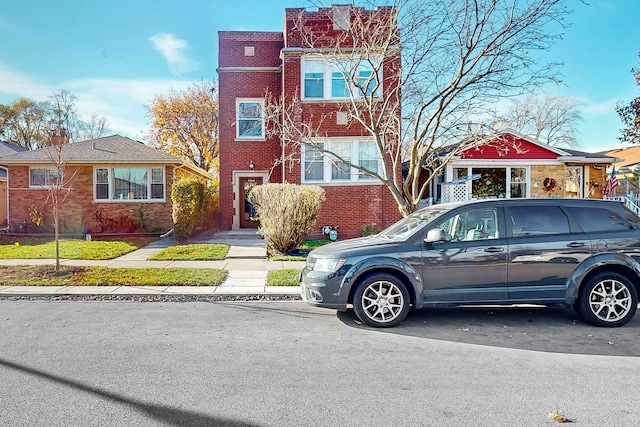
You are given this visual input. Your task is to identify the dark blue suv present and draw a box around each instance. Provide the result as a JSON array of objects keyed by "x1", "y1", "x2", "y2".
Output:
[{"x1": 300, "y1": 198, "x2": 640, "y2": 327}]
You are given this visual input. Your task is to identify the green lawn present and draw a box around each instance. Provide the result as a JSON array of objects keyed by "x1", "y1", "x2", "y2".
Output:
[
  {"x1": 266, "y1": 269, "x2": 300, "y2": 286},
  {"x1": 0, "y1": 265, "x2": 227, "y2": 286},
  {"x1": 0, "y1": 238, "x2": 153, "y2": 260},
  {"x1": 149, "y1": 243, "x2": 229, "y2": 260}
]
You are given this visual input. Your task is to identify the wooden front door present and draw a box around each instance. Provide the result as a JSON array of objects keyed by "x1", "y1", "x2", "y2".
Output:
[{"x1": 240, "y1": 177, "x2": 262, "y2": 228}]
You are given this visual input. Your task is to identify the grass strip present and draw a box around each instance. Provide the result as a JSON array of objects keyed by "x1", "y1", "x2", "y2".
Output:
[
  {"x1": 149, "y1": 243, "x2": 229, "y2": 261},
  {"x1": 0, "y1": 239, "x2": 153, "y2": 260},
  {"x1": 267, "y1": 269, "x2": 300, "y2": 287},
  {"x1": 0, "y1": 265, "x2": 227, "y2": 287}
]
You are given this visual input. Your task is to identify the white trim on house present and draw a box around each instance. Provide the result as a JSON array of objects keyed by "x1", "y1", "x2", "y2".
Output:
[
  {"x1": 231, "y1": 170, "x2": 269, "y2": 230},
  {"x1": 92, "y1": 166, "x2": 166, "y2": 203}
]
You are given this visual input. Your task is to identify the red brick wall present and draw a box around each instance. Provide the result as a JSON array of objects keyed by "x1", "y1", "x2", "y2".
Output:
[
  {"x1": 8, "y1": 165, "x2": 175, "y2": 233},
  {"x1": 218, "y1": 32, "x2": 284, "y2": 230},
  {"x1": 312, "y1": 184, "x2": 402, "y2": 240}
]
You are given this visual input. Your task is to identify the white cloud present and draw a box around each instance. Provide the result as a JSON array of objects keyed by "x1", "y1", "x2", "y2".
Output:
[
  {"x1": 0, "y1": 65, "x2": 52, "y2": 101},
  {"x1": 583, "y1": 98, "x2": 619, "y2": 117},
  {"x1": 65, "y1": 78, "x2": 198, "y2": 139},
  {"x1": 0, "y1": 64, "x2": 199, "y2": 141},
  {"x1": 149, "y1": 33, "x2": 201, "y2": 76}
]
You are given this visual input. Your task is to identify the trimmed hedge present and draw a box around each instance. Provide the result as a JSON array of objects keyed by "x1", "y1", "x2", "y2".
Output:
[{"x1": 172, "y1": 178, "x2": 218, "y2": 240}]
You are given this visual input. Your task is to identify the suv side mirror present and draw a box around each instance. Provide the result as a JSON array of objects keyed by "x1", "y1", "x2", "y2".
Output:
[{"x1": 424, "y1": 228, "x2": 446, "y2": 243}]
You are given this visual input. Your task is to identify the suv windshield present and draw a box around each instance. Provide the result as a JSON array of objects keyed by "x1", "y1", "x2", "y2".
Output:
[{"x1": 379, "y1": 205, "x2": 453, "y2": 241}]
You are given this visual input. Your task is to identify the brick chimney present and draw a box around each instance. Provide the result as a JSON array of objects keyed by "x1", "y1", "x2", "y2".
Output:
[{"x1": 48, "y1": 128, "x2": 70, "y2": 146}]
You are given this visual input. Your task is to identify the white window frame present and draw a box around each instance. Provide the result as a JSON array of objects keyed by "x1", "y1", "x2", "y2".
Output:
[
  {"x1": 29, "y1": 167, "x2": 62, "y2": 188},
  {"x1": 450, "y1": 165, "x2": 531, "y2": 199},
  {"x1": 301, "y1": 139, "x2": 381, "y2": 184},
  {"x1": 236, "y1": 98, "x2": 265, "y2": 140},
  {"x1": 93, "y1": 166, "x2": 166, "y2": 202},
  {"x1": 301, "y1": 56, "x2": 382, "y2": 101}
]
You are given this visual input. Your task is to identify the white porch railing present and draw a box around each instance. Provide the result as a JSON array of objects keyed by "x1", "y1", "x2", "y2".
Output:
[{"x1": 604, "y1": 195, "x2": 640, "y2": 216}]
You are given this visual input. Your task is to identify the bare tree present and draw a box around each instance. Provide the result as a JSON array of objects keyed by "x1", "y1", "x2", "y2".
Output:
[
  {"x1": 78, "y1": 114, "x2": 111, "y2": 141},
  {"x1": 266, "y1": 0, "x2": 569, "y2": 216},
  {"x1": 48, "y1": 90, "x2": 80, "y2": 142},
  {"x1": 43, "y1": 133, "x2": 76, "y2": 271},
  {"x1": 496, "y1": 94, "x2": 583, "y2": 147},
  {"x1": 45, "y1": 90, "x2": 79, "y2": 270}
]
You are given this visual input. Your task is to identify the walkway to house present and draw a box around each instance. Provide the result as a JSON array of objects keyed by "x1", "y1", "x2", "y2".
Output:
[{"x1": 0, "y1": 230, "x2": 304, "y2": 297}]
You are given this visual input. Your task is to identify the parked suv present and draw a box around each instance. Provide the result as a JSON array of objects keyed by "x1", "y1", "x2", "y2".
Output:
[{"x1": 300, "y1": 198, "x2": 640, "y2": 327}]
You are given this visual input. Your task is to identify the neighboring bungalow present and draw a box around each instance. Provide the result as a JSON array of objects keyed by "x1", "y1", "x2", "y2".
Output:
[
  {"x1": 435, "y1": 129, "x2": 615, "y2": 203},
  {"x1": 0, "y1": 134, "x2": 213, "y2": 234},
  {"x1": 602, "y1": 146, "x2": 640, "y2": 195},
  {"x1": 217, "y1": 5, "x2": 401, "y2": 239},
  {"x1": 0, "y1": 140, "x2": 29, "y2": 226}
]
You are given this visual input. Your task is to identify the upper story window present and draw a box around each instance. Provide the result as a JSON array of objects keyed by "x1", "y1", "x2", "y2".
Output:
[
  {"x1": 302, "y1": 56, "x2": 381, "y2": 100},
  {"x1": 29, "y1": 167, "x2": 62, "y2": 188},
  {"x1": 94, "y1": 166, "x2": 165, "y2": 202},
  {"x1": 302, "y1": 139, "x2": 380, "y2": 183},
  {"x1": 236, "y1": 99, "x2": 265, "y2": 139}
]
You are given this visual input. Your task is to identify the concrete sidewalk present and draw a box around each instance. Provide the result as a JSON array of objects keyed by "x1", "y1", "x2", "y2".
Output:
[{"x1": 0, "y1": 236, "x2": 304, "y2": 297}]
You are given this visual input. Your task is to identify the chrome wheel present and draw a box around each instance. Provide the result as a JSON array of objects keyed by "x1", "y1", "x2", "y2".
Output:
[
  {"x1": 353, "y1": 274, "x2": 410, "y2": 327},
  {"x1": 587, "y1": 278, "x2": 633, "y2": 323},
  {"x1": 578, "y1": 272, "x2": 638, "y2": 327}
]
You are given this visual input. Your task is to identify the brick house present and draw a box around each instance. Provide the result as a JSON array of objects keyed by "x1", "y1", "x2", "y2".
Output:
[
  {"x1": 1, "y1": 134, "x2": 212, "y2": 234},
  {"x1": 217, "y1": 5, "x2": 401, "y2": 239},
  {"x1": 0, "y1": 140, "x2": 28, "y2": 226},
  {"x1": 436, "y1": 129, "x2": 615, "y2": 203}
]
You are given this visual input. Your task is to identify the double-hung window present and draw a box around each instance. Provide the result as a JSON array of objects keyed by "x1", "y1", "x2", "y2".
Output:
[
  {"x1": 94, "y1": 167, "x2": 165, "y2": 201},
  {"x1": 29, "y1": 167, "x2": 62, "y2": 187},
  {"x1": 302, "y1": 56, "x2": 381, "y2": 100},
  {"x1": 236, "y1": 99, "x2": 265, "y2": 139},
  {"x1": 303, "y1": 139, "x2": 381, "y2": 183}
]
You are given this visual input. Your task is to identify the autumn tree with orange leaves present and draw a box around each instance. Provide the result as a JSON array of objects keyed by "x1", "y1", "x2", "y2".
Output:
[{"x1": 146, "y1": 81, "x2": 219, "y2": 174}]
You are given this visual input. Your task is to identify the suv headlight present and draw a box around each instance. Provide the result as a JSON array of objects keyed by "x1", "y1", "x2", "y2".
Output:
[{"x1": 313, "y1": 258, "x2": 346, "y2": 273}]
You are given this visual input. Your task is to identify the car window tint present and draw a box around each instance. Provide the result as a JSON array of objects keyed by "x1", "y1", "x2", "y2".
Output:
[
  {"x1": 566, "y1": 207, "x2": 633, "y2": 232},
  {"x1": 508, "y1": 206, "x2": 570, "y2": 237},
  {"x1": 435, "y1": 207, "x2": 499, "y2": 241}
]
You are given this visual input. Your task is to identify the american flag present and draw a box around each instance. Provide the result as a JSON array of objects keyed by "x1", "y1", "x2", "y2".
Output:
[{"x1": 604, "y1": 168, "x2": 619, "y2": 196}]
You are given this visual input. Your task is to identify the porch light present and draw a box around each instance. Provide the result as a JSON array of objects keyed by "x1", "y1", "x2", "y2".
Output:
[{"x1": 249, "y1": 160, "x2": 254, "y2": 169}]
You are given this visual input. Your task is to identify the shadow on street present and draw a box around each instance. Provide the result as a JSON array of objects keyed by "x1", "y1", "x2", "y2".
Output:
[
  {"x1": 336, "y1": 304, "x2": 640, "y2": 357},
  {"x1": 0, "y1": 358, "x2": 259, "y2": 427}
]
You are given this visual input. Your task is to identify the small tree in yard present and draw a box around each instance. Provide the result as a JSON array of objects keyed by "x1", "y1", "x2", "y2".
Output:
[{"x1": 249, "y1": 183, "x2": 325, "y2": 255}]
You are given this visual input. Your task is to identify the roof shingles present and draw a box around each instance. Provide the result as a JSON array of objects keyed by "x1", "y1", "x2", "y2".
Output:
[{"x1": 0, "y1": 135, "x2": 181, "y2": 165}]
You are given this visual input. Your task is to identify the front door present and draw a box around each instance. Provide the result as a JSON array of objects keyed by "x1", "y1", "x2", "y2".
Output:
[{"x1": 240, "y1": 177, "x2": 262, "y2": 228}]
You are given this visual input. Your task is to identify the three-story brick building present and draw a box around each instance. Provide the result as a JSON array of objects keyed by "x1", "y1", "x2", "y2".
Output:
[{"x1": 218, "y1": 5, "x2": 401, "y2": 239}]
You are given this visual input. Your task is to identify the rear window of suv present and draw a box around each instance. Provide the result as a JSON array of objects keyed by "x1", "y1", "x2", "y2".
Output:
[
  {"x1": 565, "y1": 207, "x2": 634, "y2": 232},
  {"x1": 507, "y1": 206, "x2": 570, "y2": 237}
]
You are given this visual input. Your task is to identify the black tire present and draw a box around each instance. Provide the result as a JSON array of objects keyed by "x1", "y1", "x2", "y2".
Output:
[
  {"x1": 577, "y1": 272, "x2": 638, "y2": 327},
  {"x1": 353, "y1": 273, "x2": 410, "y2": 328}
]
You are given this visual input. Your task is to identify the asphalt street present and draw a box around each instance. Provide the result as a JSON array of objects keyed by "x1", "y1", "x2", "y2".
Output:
[{"x1": 1, "y1": 300, "x2": 639, "y2": 426}]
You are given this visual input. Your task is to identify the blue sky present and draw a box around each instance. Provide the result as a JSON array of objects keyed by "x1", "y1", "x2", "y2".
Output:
[{"x1": 0, "y1": 0, "x2": 638, "y2": 152}]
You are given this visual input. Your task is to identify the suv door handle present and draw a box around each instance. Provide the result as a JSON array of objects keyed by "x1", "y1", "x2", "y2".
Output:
[
  {"x1": 484, "y1": 247, "x2": 504, "y2": 253},
  {"x1": 567, "y1": 242, "x2": 586, "y2": 248}
]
